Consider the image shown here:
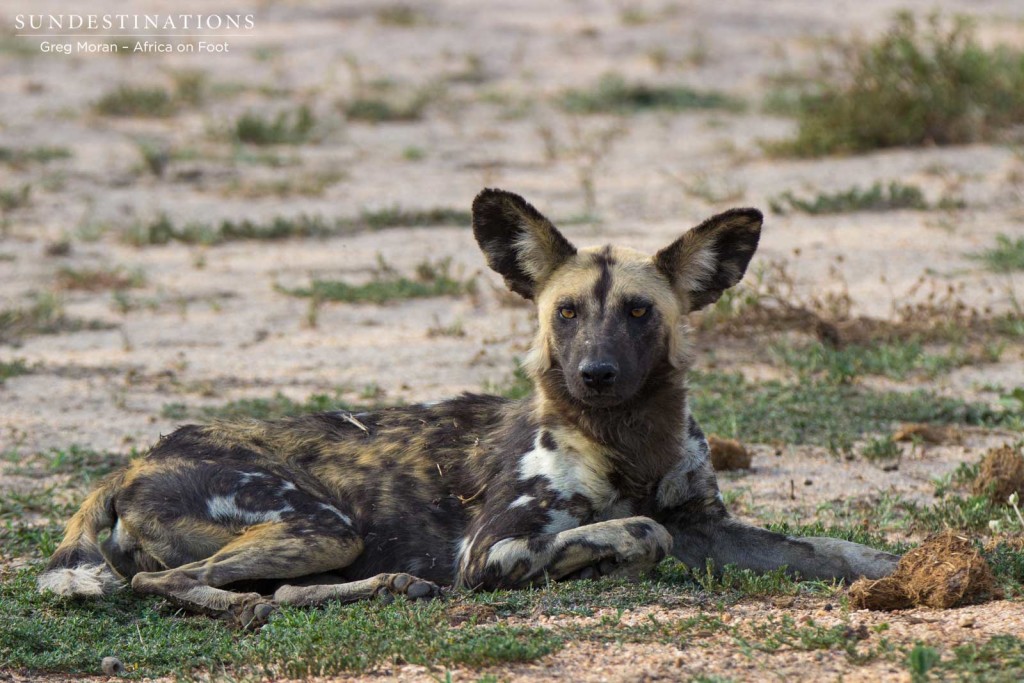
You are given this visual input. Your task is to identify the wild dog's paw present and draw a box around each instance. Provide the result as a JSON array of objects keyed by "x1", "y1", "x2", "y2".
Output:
[
  {"x1": 228, "y1": 595, "x2": 277, "y2": 629},
  {"x1": 376, "y1": 573, "x2": 442, "y2": 602}
]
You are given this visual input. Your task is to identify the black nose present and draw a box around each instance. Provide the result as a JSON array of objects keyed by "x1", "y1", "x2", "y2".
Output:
[{"x1": 580, "y1": 361, "x2": 618, "y2": 389}]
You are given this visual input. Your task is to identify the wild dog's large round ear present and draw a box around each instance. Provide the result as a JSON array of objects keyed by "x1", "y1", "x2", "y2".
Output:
[
  {"x1": 471, "y1": 188, "x2": 577, "y2": 300},
  {"x1": 654, "y1": 208, "x2": 762, "y2": 312}
]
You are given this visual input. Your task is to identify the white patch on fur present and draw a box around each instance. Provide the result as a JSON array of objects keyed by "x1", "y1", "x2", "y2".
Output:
[
  {"x1": 455, "y1": 527, "x2": 484, "y2": 577},
  {"x1": 319, "y1": 503, "x2": 352, "y2": 526},
  {"x1": 37, "y1": 564, "x2": 121, "y2": 597},
  {"x1": 509, "y1": 494, "x2": 535, "y2": 509},
  {"x1": 207, "y1": 495, "x2": 290, "y2": 525},
  {"x1": 543, "y1": 508, "x2": 579, "y2": 534},
  {"x1": 518, "y1": 433, "x2": 614, "y2": 507},
  {"x1": 485, "y1": 537, "x2": 534, "y2": 574},
  {"x1": 676, "y1": 243, "x2": 719, "y2": 295}
]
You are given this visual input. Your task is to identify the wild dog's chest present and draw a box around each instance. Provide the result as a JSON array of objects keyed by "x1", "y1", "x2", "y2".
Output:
[{"x1": 511, "y1": 431, "x2": 629, "y2": 532}]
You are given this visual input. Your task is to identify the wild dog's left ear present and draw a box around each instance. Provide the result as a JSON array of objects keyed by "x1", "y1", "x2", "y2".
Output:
[
  {"x1": 472, "y1": 188, "x2": 577, "y2": 300},
  {"x1": 654, "y1": 208, "x2": 762, "y2": 312}
]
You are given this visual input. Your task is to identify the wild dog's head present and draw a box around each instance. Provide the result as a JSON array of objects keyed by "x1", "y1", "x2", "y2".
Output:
[{"x1": 472, "y1": 188, "x2": 761, "y2": 409}]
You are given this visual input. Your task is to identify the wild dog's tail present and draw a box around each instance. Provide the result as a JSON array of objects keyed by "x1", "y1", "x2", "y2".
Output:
[{"x1": 37, "y1": 474, "x2": 124, "y2": 597}]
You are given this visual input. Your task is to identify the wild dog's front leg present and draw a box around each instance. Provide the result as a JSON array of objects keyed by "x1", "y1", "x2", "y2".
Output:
[
  {"x1": 668, "y1": 518, "x2": 899, "y2": 582},
  {"x1": 459, "y1": 517, "x2": 672, "y2": 590}
]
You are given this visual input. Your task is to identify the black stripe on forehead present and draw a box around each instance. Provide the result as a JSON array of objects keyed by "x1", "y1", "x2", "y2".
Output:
[{"x1": 592, "y1": 246, "x2": 615, "y2": 311}]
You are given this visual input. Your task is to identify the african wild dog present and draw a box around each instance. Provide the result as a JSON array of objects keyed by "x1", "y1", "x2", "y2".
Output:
[{"x1": 39, "y1": 189, "x2": 898, "y2": 626}]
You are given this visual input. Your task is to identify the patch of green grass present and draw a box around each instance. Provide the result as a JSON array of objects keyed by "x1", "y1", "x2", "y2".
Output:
[
  {"x1": 767, "y1": 181, "x2": 951, "y2": 215},
  {"x1": 770, "y1": 13, "x2": 1024, "y2": 156},
  {"x1": 907, "y1": 643, "x2": 941, "y2": 681},
  {"x1": 689, "y1": 370, "x2": 1020, "y2": 452},
  {"x1": 937, "y1": 635, "x2": 1024, "y2": 681},
  {"x1": 162, "y1": 391, "x2": 367, "y2": 422},
  {"x1": 484, "y1": 361, "x2": 533, "y2": 400},
  {"x1": 0, "y1": 184, "x2": 31, "y2": 211},
  {"x1": 1, "y1": 569, "x2": 561, "y2": 677},
  {"x1": 861, "y1": 435, "x2": 901, "y2": 463},
  {"x1": 0, "y1": 293, "x2": 113, "y2": 344},
  {"x1": 233, "y1": 106, "x2": 316, "y2": 145},
  {"x1": 343, "y1": 92, "x2": 433, "y2": 123},
  {"x1": 281, "y1": 257, "x2": 475, "y2": 305},
  {"x1": 375, "y1": 5, "x2": 424, "y2": 27},
  {"x1": 122, "y1": 207, "x2": 470, "y2": 246},
  {"x1": 55, "y1": 266, "x2": 145, "y2": 292},
  {"x1": 973, "y1": 234, "x2": 1024, "y2": 273},
  {"x1": 772, "y1": 339, "x2": 970, "y2": 383},
  {"x1": 0, "y1": 358, "x2": 33, "y2": 384},
  {"x1": 561, "y1": 73, "x2": 744, "y2": 114},
  {"x1": 95, "y1": 85, "x2": 176, "y2": 117},
  {"x1": 0, "y1": 146, "x2": 72, "y2": 167}
]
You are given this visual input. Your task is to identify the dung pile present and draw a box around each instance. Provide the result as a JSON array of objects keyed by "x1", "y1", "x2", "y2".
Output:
[
  {"x1": 849, "y1": 531, "x2": 1001, "y2": 610},
  {"x1": 971, "y1": 443, "x2": 1024, "y2": 504},
  {"x1": 708, "y1": 435, "x2": 752, "y2": 471}
]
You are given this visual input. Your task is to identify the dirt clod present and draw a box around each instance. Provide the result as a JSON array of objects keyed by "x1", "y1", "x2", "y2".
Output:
[
  {"x1": 848, "y1": 531, "x2": 1001, "y2": 610},
  {"x1": 708, "y1": 435, "x2": 752, "y2": 471},
  {"x1": 971, "y1": 443, "x2": 1024, "y2": 504}
]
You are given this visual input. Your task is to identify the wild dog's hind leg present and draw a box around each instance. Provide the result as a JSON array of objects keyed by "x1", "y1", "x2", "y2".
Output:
[
  {"x1": 131, "y1": 518, "x2": 364, "y2": 627},
  {"x1": 460, "y1": 516, "x2": 672, "y2": 590}
]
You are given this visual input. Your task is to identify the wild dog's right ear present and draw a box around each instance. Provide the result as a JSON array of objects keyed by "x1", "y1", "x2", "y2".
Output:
[
  {"x1": 472, "y1": 188, "x2": 577, "y2": 300},
  {"x1": 654, "y1": 208, "x2": 762, "y2": 312}
]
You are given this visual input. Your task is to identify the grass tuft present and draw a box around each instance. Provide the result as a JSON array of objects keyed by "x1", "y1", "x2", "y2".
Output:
[
  {"x1": 770, "y1": 13, "x2": 1024, "y2": 156},
  {"x1": 0, "y1": 293, "x2": 112, "y2": 343},
  {"x1": 95, "y1": 85, "x2": 176, "y2": 117},
  {"x1": 561, "y1": 73, "x2": 744, "y2": 114},
  {"x1": 233, "y1": 106, "x2": 316, "y2": 145},
  {"x1": 0, "y1": 146, "x2": 71, "y2": 167},
  {"x1": 972, "y1": 234, "x2": 1024, "y2": 273},
  {"x1": 767, "y1": 181, "x2": 955, "y2": 215},
  {"x1": 123, "y1": 207, "x2": 470, "y2": 246},
  {"x1": 280, "y1": 257, "x2": 475, "y2": 305}
]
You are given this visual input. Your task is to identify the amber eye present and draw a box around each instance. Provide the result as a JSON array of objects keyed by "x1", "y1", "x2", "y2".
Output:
[
  {"x1": 559, "y1": 307, "x2": 576, "y2": 320},
  {"x1": 630, "y1": 307, "x2": 648, "y2": 318}
]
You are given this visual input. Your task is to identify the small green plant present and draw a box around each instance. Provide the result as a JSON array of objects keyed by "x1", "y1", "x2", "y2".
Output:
[
  {"x1": 163, "y1": 390, "x2": 368, "y2": 422},
  {"x1": 0, "y1": 184, "x2": 31, "y2": 211},
  {"x1": 907, "y1": 643, "x2": 941, "y2": 681},
  {"x1": 484, "y1": 361, "x2": 533, "y2": 400},
  {"x1": 768, "y1": 182, "x2": 933, "y2": 215},
  {"x1": 973, "y1": 234, "x2": 1024, "y2": 273},
  {"x1": 233, "y1": 106, "x2": 316, "y2": 145},
  {"x1": 124, "y1": 208, "x2": 470, "y2": 246},
  {"x1": 861, "y1": 435, "x2": 901, "y2": 462},
  {"x1": 561, "y1": 73, "x2": 744, "y2": 114},
  {"x1": 771, "y1": 13, "x2": 1024, "y2": 156},
  {"x1": 0, "y1": 146, "x2": 71, "y2": 167},
  {"x1": 0, "y1": 358, "x2": 33, "y2": 384},
  {"x1": 343, "y1": 90, "x2": 434, "y2": 123},
  {"x1": 0, "y1": 293, "x2": 111, "y2": 343},
  {"x1": 280, "y1": 257, "x2": 475, "y2": 305},
  {"x1": 375, "y1": 5, "x2": 422, "y2": 26},
  {"x1": 55, "y1": 266, "x2": 145, "y2": 291},
  {"x1": 95, "y1": 85, "x2": 176, "y2": 117}
]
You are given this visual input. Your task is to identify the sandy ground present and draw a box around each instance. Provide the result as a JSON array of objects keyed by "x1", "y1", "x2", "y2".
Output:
[{"x1": 2, "y1": 0, "x2": 1024, "y2": 680}]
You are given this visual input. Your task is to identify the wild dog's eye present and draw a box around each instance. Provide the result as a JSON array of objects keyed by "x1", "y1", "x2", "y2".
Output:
[
  {"x1": 630, "y1": 307, "x2": 648, "y2": 318},
  {"x1": 559, "y1": 307, "x2": 576, "y2": 320}
]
